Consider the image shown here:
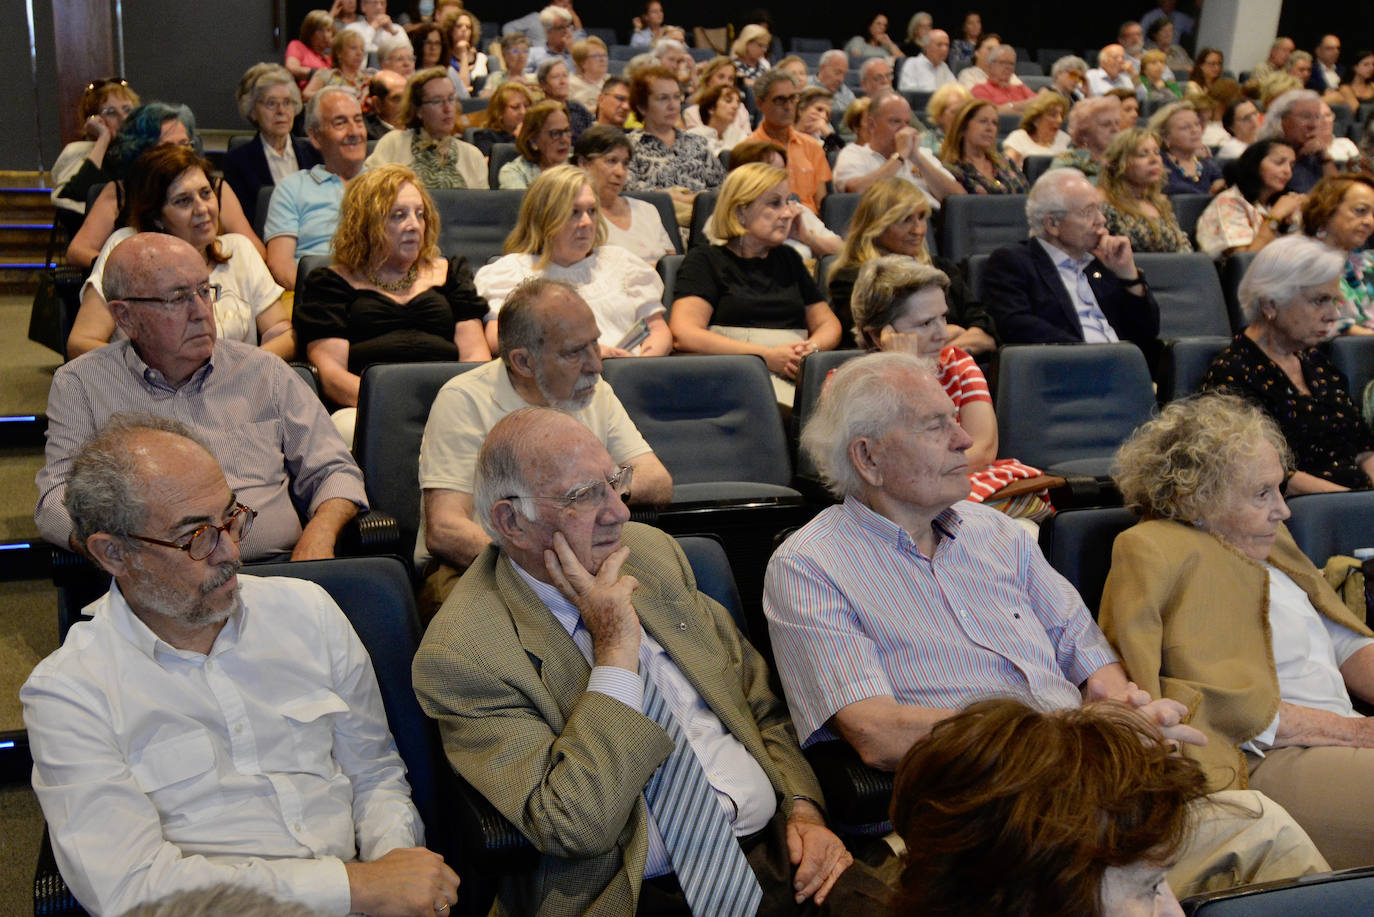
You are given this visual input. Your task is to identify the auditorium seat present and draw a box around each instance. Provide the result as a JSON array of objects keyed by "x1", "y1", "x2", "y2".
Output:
[
  {"x1": 1285, "y1": 491, "x2": 1374, "y2": 569},
  {"x1": 1037, "y1": 505, "x2": 1137, "y2": 614},
  {"x1": 430, "y1": 189, "x2": 525, "y2": 267},
  {"x1": 487, "y1": 142, "x2": 521, "y2": 190},
  {"x1": 819, "y1": 192, "x2": 861, "y2": 237},
  {"x1": 1156, "y1": 335, "x2": 1230, "y2": 403},
  {"x1": 1169, "y1": 193, "x2": 1211, "y2": 245},
  {"x1": 1182, "y1": 866, "x2": 1374, "y2": 916},
  {"x1": 656, "y1": 253, "x2": 684, "y2": 307},
  {"x1": 688, "y1": 188, "x2": 720, "y2": 248},
  {"x1": 937, "y1": 193, "x2": 1029, "y2": 265},
  {"x1": 1134, "y1": 252, "x2": 1231, "y2": 339},
  {"x1": 1220, "y1": 250, "x2": 1257, "y2": 332}
]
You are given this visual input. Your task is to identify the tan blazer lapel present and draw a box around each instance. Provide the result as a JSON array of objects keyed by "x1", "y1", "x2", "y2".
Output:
[{"x1": 496, "y1": 554, "x2": 592, "y2": 726}]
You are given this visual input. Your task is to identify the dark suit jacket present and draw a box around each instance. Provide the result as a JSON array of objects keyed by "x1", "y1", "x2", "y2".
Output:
[
  {"x1": 983, "y1": 238, "x2": 1160, "y2": 354},
  {"x1": 222, "y1": 133, "x2": 322, "y2": 229},
  {"x1": 412, "y1": 522, "x2": 824, "y2": 916}
]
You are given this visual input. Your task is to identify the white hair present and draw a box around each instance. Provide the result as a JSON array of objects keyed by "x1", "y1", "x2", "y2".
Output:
[
  {"x1": 1258, "y1": 89, "x2": 1321, "y2": 140},
  {"x1": 651, "y1": 37, "x2": 688, "y2": 59},
  {"x1": 1026, "y1": 168, "x2": 1088, "y2": 237},
  {"x1": 1238, "y1": 235, "x2": 1345, "y2": 325},
  {"x1": 539, "y1": 5, "x2": 573, "y2": 28},
  {"x1": 819, "y1": 49, "x2": 847, "y2": 69},
  {"x1": 1052, "y1": 55, "x2": 1088, "y2": 77},
  {"x1": 376, "y1": 31, "x2": 411, "y2": 63}
]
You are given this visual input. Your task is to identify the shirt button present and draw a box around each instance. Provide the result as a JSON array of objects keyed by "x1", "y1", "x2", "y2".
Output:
[
  {"x1": 957, "y1": 609, "x2": 969, "y2": 619},
  {"x1": 233, "y1": 724, "x2": 244, "y2": 735}
]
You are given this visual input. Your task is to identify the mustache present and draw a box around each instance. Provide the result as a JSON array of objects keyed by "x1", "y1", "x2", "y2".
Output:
[{"x1": 201, "y1": 561, "x2": 242, "y2": 595}]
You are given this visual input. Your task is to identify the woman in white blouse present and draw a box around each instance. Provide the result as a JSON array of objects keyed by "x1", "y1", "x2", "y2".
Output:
[
  {"x1": 685, "y1": 84, "x2": 750, "y2": 154},
  {"x1": 573, "y1": 126, "x2": 676, "y2": 266},
  {"x1": 475, "y1": 165, "x2": 671, "y2": 356},
  {"x1": 1000, "y1": 90, "x2": 1070, "y2": 168}
]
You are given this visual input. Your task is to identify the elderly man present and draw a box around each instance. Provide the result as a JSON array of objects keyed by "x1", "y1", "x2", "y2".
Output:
[
  {"x1": 1086, "y1": 44, "x2": 1138, "y2": 96},
  {"x1": 1118, "y1": 20, "x2": 1145, "y2": 69},
  {"x1": 650, "y1": 38, "x2": 696, "y2": 91},
  {"x1": 745, "y1": 71, "x2": 831, "y2": 214},
  {"x1": 970, "y1": 45, "x2": 1035, "y2": 112},
  {"x1": 858, "y1": 57, "x2": 894, "y2": 98},
  {"x1": 363, "y1": 70, "x2": 407, "y2": 140},
  {"x1": 594, "y1": 76, "x2": 632, "y2": 128},
  {"x1": 1260, "y1": 89, "x2": 1337, "y2": 192},
  {"x1": 413, "y1": 406, "x2": 894, "y2": 916},
  {"x1": 36, "y1": 234, "x2": 366, "y2": 562},
  {"x1": 1310, "y1": 34, "x2": 1343, "y2": 92},
  {"x1": 812, "y1": 50, "x2": 856, "y2": 121},
  {"x1": 504, "y1": 0, "x2": 584, "y2": 45},
  {"x1": 897, "y1": 28, "x2": 954, "y2": 93},
  {"x1": 526, "y1": 5, "x2": 576, "y2": 72},
  {"x1": 417, "y1": 278, "x2": 671, "y2": 610},
  {"x1": 763, "y1": 351, "x2": 1331, "y2": 897},
  {"x1": 981, "y1": 168, "x2": 1159, "y2": 356},
  {"x1": 262, "y1": 87, "x2": 366, "y2": 289},
  {"x1": 23, "y1": 415, "x2": 458, "y2": 916},
  {"x1": 832, "y1": 91, "x2": 962, "y2": 205},
  {"x1": 1253, "y1": 37, "x2": 1297, "y2": 82}
]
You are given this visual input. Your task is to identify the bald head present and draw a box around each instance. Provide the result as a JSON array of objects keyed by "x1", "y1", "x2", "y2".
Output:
[
  {"x1": 925, "y1": 30, "x2": 949, "y2": 65},
  {"x1": 368, "y1": 69, "x2": 408, "y2": 125},
  {"x1": 102, "y1": 232, "x2": 204, "y2": 304},
  {"x1": 1098, "y1": 44, "x2": 1125, "y2": 77}
]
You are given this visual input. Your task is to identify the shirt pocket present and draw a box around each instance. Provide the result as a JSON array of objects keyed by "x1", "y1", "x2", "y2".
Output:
[
  {"x1": 129, "y1": 729, "x2": 225, "y2": 826},
  {"x1": 279, "y1": 688, "x2": 349, "y2": 775}
]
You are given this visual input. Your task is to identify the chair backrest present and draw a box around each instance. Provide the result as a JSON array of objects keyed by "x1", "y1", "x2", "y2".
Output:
[
  {"x1": 791, "y1": 349, "x2": 864, "y2": 477},
  {"x1": 995, "y1": 343, "x2": 1156, "y2": 473},
  {"x1": 657, "y1": 253, "x2": 684, "y2": 308},
  {"x1": 1284, "y1": 492, "x2": 1374, "y2": 569},
  {"x1": 675, "y1": 534, "x2": 746, "y2": 633},
  {"x1": 1037, "y1": 506, "x2": 1138, "y2": 614},
  {"x1": 1134, "y1": 252, "x2": 1231, "y2": 339},
  {"x1": 997, "y1": 112, "x2": 1022, "y2": 139},
  {"x1": 1036, "y1": 48, "x2": 1073, "y2": 72},
  {"x1": 1328, "y1": 336, "x2": 1374, "y2": 410},
  {"x1": 288, "y1": 361, "x2": 321, "y2": 399},
  {"x1": 294, "y1": 253, "x2": 333, "y2": 306},
  {"x1": 254, "y1": 184, "x2": 276, "y2": 239},
  {"x1": 965, "y1": 252, "x2": 991, "y2": 301},
  {"x1": 353, "y1": 361, "x2": 486, "y2": 554},
  {"x1": 1156, "y1": 335, "x2": 1230, "y2": 403},
  {"x1": 430, "y1": 189, "x2": 525, "y2": 267},
  {"x1": 488, "y1": 142, "x2": 521, "y2": 189},
  {"x1": 600, "y1": 354, "x2": 793, "y2": 486},
  {"x1": 1169, "y1": 194, "x2": 1211, "y2": 244},
  {"x1": 901, "y1": 90, "x2": 934, "y2": 119},
  {"x1": 819, "y1": 193, "x2": 861, "y2": 237},
  {"x1": 790, "y1": 36, "x2": 832, "y2": 53},
  {"x1": 1220, "y1": 249, "x2": 1257, "y2": 332},
  {"x1": 460, "y1": 97, "x2": 488, "y2": 114},
  {"x1": 688, "y1": 189, "x2": 720, "y2": 248},
  {"x1": 1182, "y1": 866, "x2": 1374, "y2": 916},
  {"x1": 1023, "y1": 154, "x2": 1056, "y2": 186},
  {"x1": 623, "y1": 190, "x2": 684, "y2": 254},
  {"x1": 1020, "y1": 74, "x2": 1054, "y2": 92},
  {"x1": 937, "y1": 194, "x2": 1029, "y2": 264}
]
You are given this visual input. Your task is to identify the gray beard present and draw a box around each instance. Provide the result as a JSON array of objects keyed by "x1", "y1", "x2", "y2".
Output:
[
  {"x1": 130, "y1": 555, "x2": 243, "y2": 629},
  {"x1": 534, "y1": 367, "x2": 599, "y2": 413}
]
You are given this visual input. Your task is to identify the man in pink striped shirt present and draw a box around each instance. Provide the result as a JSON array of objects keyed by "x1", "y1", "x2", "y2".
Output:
[{"x1": 764, "y1": 352, "x2": 1328, "y2": 894}]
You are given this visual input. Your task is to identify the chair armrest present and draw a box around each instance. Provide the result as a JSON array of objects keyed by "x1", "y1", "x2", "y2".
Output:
[
  {"x1": 802, "y1": 740, "x2": 895, "y2": 835},
  {"x1": 34, "y1": 825, "x2": 87, "y2": 916},
  {"x1": 336, "y1": 509, "x2": 402, "y2": 556},
  {"x1": 449, "y1": 773, "x2": 539, "y2": 864}
]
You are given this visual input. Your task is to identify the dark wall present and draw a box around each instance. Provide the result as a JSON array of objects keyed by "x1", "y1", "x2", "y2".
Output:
[{"x1": 2, "y1": 0, "x2": 61, "y2": 172}]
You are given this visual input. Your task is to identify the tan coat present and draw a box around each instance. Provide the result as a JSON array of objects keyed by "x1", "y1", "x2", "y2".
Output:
[{"x1": 1099, "y1": 519, "x2": 1373, "y2": 790}]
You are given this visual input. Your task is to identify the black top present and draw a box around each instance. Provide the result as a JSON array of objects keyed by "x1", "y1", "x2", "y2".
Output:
[
  {"x1": 827, "y1": 254, "x2": 994, "y2": 351},
  {"x1": 295, "y1": 256, "x2": 486, "y2": 374},
  {"x1": 674, "y1": 243, "x2": 825, "y2": 329},
  {"x1": 469, "y1": 128, "x2": 516, "y2": 158},
  {"x1": 1202, "y1": 333, "x2": 1374, "y2": 489}
]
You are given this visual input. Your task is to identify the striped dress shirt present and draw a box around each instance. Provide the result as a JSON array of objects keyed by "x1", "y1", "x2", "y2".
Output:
[{"x1": 763, "y1": 497, "x2": 1117, "y2": 746}]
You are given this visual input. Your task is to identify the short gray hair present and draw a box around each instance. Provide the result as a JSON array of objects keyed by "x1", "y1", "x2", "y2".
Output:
[
  {"x1": 651, "y1": 37, "x2": 688, "y2": 60},
  {"x1": 121, "y1": 884, "x2": 326, "y2": 917},
  {"x1": 850, "y1": 255, "x2": 950, "y2": 347},
  {"x1": 819, "y1": 49, "x2": 847, "y2": 69},
  {"x1": 305, "y1": 85, "x2": 359, "y2": 134},
  {"x1": 989, "y1": 45, "x2": 1016, "y2": 64},
  {"x1": 860, "y1": 57, "x2": 890, "y2": 80},
  {"x1": 1145, "y1": 99, "x2": 1197, "y2": 139},
  {"x1": 1259, "y1": 88, "x2": 1321, "y2": 140},
  {"x1": 538, "y1": 4, "x2": 573, "y2": 28},
  {"x1": 802, "y1": 351, "x2": 937, "y2": 499},
  {"x1": 497, "y1": 277, "x2": 581, "y2": 368},
  {"x1": 235, "y1": 62, "x2": 301, "y2": 125},
  {"x1": 473, "y1": 408, "x2": 550, "y2": 541},
  {"x1": 377, "y1": 31, "x2": 412, "y2": 64},
  {"x1": 1026, "y1": 168, "x2": 1088, "y2": 237},
  {"x1": 1051, "y1": 55, "x2": 1088, "y2": 77},
  {"x1": 66, "y1": 414, "x2": 208, "y2": 545},
  {"x1": 536, "y1": 56, "x2": 568, "y2": 82},
  {"x1": 756, "y1": 69, "x2": 799, "y2": 102},
  {"x1": 1238, "y1": 234, "x2": 1345, "y2": 325}
]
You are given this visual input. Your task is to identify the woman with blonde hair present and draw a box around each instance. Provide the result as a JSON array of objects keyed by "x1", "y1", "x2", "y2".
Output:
[
  {"x1": 498, "y1": 99, "x2": 573, "y2": 189},
  {"x1": 469, "y1": 81, "x2": 532, "y2": 157},
  {"x1": 828, "y1": 178, "x2": 993, "y2": 353},
  {"x1": 295, "y1": 164, "x2": 489, "y2": 441},
  {"x1": 568, "y1": 37, "x2": 610, "y2": 108},
  {"x1": 475, "y1": 164, "x2": 669, "y2": 356},
  {"x1": 940, "y1": 99, "x2": 1028, "y2": 194},
  {"x1": 1140, "y1": 48, "x2": 1182, "y2": 102},
  {"x1": 50, "y1": 78, "x2": 141, "y2": 234},
  {"x1": 1100, "y1": 127, "x2": 1193, "y2": 253},
  {"x1": 731, "y1": 23, "x2": 773, "y2": 88},
  {"x1": 1000, "y1": 90, "x2": 1070, "y2": 168},
  {"x1": 1149, "y1": 100, "x2": 1224, "y2": 194},
  {"x1": 920, "y1": 82, "x2": 973, "y2": 153},
  {"x1": 683, "y1": 57, "x2": 752, "y2": 139},
  {"x1": 365, "y1": 68, "x2": 487, "y2": 188},
  {"x1": 670, "y1": 162, "x2": 841, "y2": 403}
]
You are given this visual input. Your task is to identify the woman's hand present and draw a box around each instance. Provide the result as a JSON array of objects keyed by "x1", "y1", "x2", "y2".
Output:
[
  {"x1": 84, "y1": 115, "x2": 109, "y2": 142},
  {"x1": 1269, "y1": 192, "x2": 1307, "y2": 224}
]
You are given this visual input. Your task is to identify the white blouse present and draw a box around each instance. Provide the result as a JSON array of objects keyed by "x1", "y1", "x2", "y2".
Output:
[{"x1": 600, "y1": 197, "x2": 676, "y2": 266}]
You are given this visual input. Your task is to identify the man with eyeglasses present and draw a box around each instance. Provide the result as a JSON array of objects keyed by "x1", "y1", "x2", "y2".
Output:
[
  {"x1": 1262, "y1": 89, "x2": 1336, "y2": 193},
  {"x1": 24, "y1": 414, "x2": 460, "y2": 917},
  {"x1": 414, "y1": 406, "x2": 895, "y2": 915},
  {"x1": 36, "y1": 233, "x2": 368, "y2": 563},
  {"x1": 746, "y1": 71, "x2": 831, "y2": 214},
  {"x1": 415, "y1": 277, "x2": 672, "y2": 616},
  {"x1": 982, "y1": 168, "x2": 1160, "y2": 356},
  {"x1": 526, "y1": 4, "x2": 577, "y2": 74},
  {"x1": 594, "y1": 77, "x2": 632, "y2": 129}
]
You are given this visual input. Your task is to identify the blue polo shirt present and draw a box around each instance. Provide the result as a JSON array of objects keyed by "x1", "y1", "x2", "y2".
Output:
[{"x1": 263, "y1": 164, "x2": 345, "y2": 259}]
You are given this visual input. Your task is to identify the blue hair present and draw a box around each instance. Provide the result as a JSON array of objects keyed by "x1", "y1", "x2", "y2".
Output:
[{"x1": 107, "y1": 101, "x2": 199, "y2": 177}]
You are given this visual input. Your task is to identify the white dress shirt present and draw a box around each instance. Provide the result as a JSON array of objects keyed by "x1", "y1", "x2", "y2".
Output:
[
  {"x1": 261, "y1": 135, "x2": 300, "y2": 185},
  {"x1": 513, "y1": 562, "x2": 776, "y2": 879},
  {"x1": 1085, "y1": 68, "x2": 1135, "y2": 97},
  {"x1": 832, "y1": 142, "x2": 955, "y2": 208},
  {"x1": 898, "y1": 55, "x2": 956, "y2": 92},
  {"x1": 22, "y1": 576, "x2": 421, "y2": 917},
  {"x1": 1036, "y1": 236, "x2": 1119, "y2": 342}
]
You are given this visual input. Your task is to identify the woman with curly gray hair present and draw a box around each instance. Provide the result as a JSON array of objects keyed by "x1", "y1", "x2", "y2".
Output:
[
  {"x1": 1100, "y1": 391, "x2": 1374, "y2": 869},
  {"x1": 224, "y1": 63, "x2": 321, "y2": 227}
]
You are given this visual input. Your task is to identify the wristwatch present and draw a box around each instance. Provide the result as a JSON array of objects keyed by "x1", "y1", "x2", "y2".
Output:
[{"x1": 1123, "y1": 269, "x2": 1147, "y2": 292}]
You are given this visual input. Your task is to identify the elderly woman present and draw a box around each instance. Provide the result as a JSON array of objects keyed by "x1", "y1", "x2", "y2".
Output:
[
  {"x1": 483, "y1": 34, "x2": 533, "y2": 97},
  {"x1": 439, "y1": 9, "x2": 486, "y2": 97},
  {"x1": 685, "y1": 84, "x2": 748, "y2": 153},
  {"x1": 295, "y1": 164, "x2": 489, "y2": 441},
  {"x1": 1202, "y1": 235, "x2": 1374, "y2": 492},
  {"x1": 828, "y1": 178, "x2": 992, "y2": 353},
  {"x1": 69, "y1": 145, "x2": 292, "y2": 361},
  {"x1": 1216, "y1": 97, "x2": 1262, "y2": 159},
  {"x1": 568, "y1": 37, "x2": 610, "y2": 108},
  {"x1": 50, "y1": 78, "x2": 140, "y2": 235},
  {"x1": 941, "y1": 100, "x2": 1028, "y2": 195},
  {"x1": 285, "y1": 10, "x2": 334, "y2": 88},
  {"x1": 224, "y1": 64, "x2": 321, "y2": 228},
  {"x1": 1049, "y1": 55, "x2": 1088, "y2": 104},
  {"x1": 900, "y1": 11, "x2": 932, "y2": 57},
  {"x1": 376, "y1": 32, "x2": 416, "y2": 79},
  {"x1": 731, "y1": 23, "x2": 774, "y2": 88},
  {"x1": 843, "y1": 14, "x2": 902, "y2": 62},
  {"x1": 1050, "y1": 95, "x2": 1122, "y2": 182},
  {"x1": 626, "y1": 65, "x2": 726, "y2": 211},
  {"x1": 920, "y1": 82, "x2": 973, "y2": 154},
  {"x1": 1140, "y1": 49, "x2": 1182, "y2": 102},
  {"x1": 1286, "y1": 51, "x2": 1314, "y2": 87},
  {"x1": 1000, "y1": 91, "x2": 1071, "y2": 168},
  {"x1": 1100, "y1": 128, "x2": 1193, "y2": 253},
  {"x1": 1100, "y1": 392, "x2": 1374, "y2": 868},
  {"x1": 1302, "y1": 174, "x2": 1374, "y2": 334},
  {"x1": 536, "y1": 58, "x2": 594, "y2": 140},
  {"x1": 469, "y1": 82, "x2": 532, "y2": 157},
  {"x1": 365, "y1": 68, "x2": 486, "y2": 188},
  {"x1": 573, "y1": 126, "x2": 675, "y2": 265},
  {"x1": 498, "y1": 100, "x2": 572, "y2": 189},
  {"x1": 892, "y1": 699, "x2": 1207, "y2": 916},
  {"x1": 1149, "y1": 101, "x2": 1224, "y2": 195},
  {"x1": 669, "y1": 162, "x2": 841, "y2": 404},
  {"x1": 1147, "y1": 16, "x2": 1191, "y2": 77},
  {"x1": 727, "y1": 142, "x2": 840, "y2": 260},
  {"x1": 1196, "y1": 139, "x2": 1304, "y2": 259},
  {"x1": 475, "y1": 164, "x2": 669, "y2": 357},
  {"x1": 852, "y1": 256, "x2": 1048, "y2": 516},
  {"x1": 302, "y1": 28, "x2": 372, "y2": 102}
]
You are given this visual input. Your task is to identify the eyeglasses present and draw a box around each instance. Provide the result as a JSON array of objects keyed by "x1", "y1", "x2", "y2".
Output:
[
  {"x1": 127, "y1": 503, "x2": 256, "y2": 561},
  {"x1": 257, "y1": 98, "x2": 296, "y2": 112},
  {"x1": 1055, "y1": 202, "x2": 1109, "y2": 221},
  {"x1": 545, "y1": 126, "x2": 572, "y2": 139},
  {"x1": 121, "y1": 282, "x2": 222, "y2": 311},
  {"x1": 767, "y1": 93, "x2": 799, "y2": 106},
  {"x1": 421, "y1": 94, "x2": 459, "y2": 107},
  {"x1": 100, "y1": 105, "x2": 135, "y2": 119},
  {"x1": 507, "y1": 464, "x2": 634, "y2": 512}
]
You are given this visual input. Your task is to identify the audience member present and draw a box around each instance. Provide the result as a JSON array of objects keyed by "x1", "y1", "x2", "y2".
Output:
[
  {"x1": 594, "y1": 76, "x2": 632, "y2": 129},
  {"x1": 1102, "y1": 391, "x2": 1374, "y2": 866},
  {"x1": 775, "y1": 54, "x2": 809, "y2": 88},
  {"x1": 900, "y1": 11, "x2": 932, "y2": 57},
  {"x1": 812, "y1": 50, "x2": 856, "y2": 123},
  {"x1": 284, "y1": 10, "x2": 335, "y2": 89},
  {"x1": 441, "y1": 9, "x2": 487, "y2": 96},
  {"x1": 70, "y1": 146, "x2": 292, "y2": 362},
  {"x1": 539, "y1": 58, "x2": 596, "y2": 139},
  {"x1": 376, "y1": 31, "x2": 417, "y2": 79},
  {"x1": 948, "y1": 11, "x2": 981, "y2": 71},
  {"x1": 727, "y1": 141, "x2": 841, "y2": 260},
  {"x1": 745, "y1": 71, "x2": 831, "y2": 214},
  {"x1": 1000, "y1": 91, "x2": 1070, "y2": 168},
  {"x1": 687, "y1": 83, "x2": 748, "y2": 153},
  {"x1": 366, "y1": 69, "x2": 487, "y2": 188},
  {"x1": 470, "y1": 82, "x2": 532, "y2": 157},
  {"x1": 1317, "y1": 101, "x2": 1360, "y2": 167},
  {"x1": 1301, "y1": 174, "x2": 1374, "y2": 333},
  {"x1": 897, "y1": 28, "x2": 954, "y2": 93},
  {"x1": 411, "y1": 22, "x2": 448, "y2": 73},
  {"x1": 302, "y1": 28, "x2": 372, "y2": 102},
  {"x1": 625, "y1": 65, "x2": 726, "y2": 212},
  {"x1": 1141, "y1": 0, "x2": 1195, "y2": 47},
  {"x1": 503, "y1": 0, "x2": 584, "y2": 47},
  {"x1": 940, "y1": 100, "x2": 1028, "y2": 195},
  {"x1": 1216, "y1": 96, "x2": 1262, "y2": 158},
  {"x1": 343, "y1": 0, "x2": 405, "y2": 53},
  {"x1": 628, "y1": 0, "x2": 665, "y2": 47},
  {"x1": 1253, "y1": 37, "x2": 1297, "y2": 82},
  {"x1": 1149, "y1": 100, "x2": 1223, "y2": 194},
  {"x1": 731, "y1": 23, "x2": 773, "y2": 88},
  {"x1": 50, "y1": 78, "x2": 141, "y2": 236},
  {"x1": 1085, "y1": 44, "x2": 1138, "y2": 97},
  {"x1": 684, "y1": 57, "x2": 749, "y2": 134},
  {"x1": 484, "y1": 33, "x2": 535, "y2": 96},
  {"x1": 920, "y1": 82, "x2": 973, "y2": 153},
  {"x1": 527, "y1": 5, "x2": 577, "y2": 73},
  {"x1": 1196, "y1": 138, "x2": 1304, "y2": 259},
  {"x1": 499, "y1": 100, "x2": 573, "y2": 189},
  {"x1": 1147, "y1": 16, "x2": 1191, "y2": 77},
  {"x1": 414, "y1": 278, "x2": 671, "y2": 606},
  {"x1": 650, "y1": 37, "x2": 697, "y2": 95},
  {"x1": 1309, "y1": 34, "x2": 1343, "y2": 93},
  {"x1": 1119, "y1": 19, "x2": 1146, "y2": 69},
  {"x1": 1140, "y1": 48, "x2": 1183, "y2": 101},
  {"x1": 844, "y1": 13, "x2": 903, "y2": 62},
  {"x1": 859, "y1": 57, "x2": 894, "y2": 98},
  {"x1": 1287, "y1": 50, "x2": 1315, "y2": 87},
  {"x1": 38, "y1": 233, "x2": 366, "y2": 560},
  {"x1": 795, "y1": 87, "x2": 843, "y2": 157},
  {"x1": 970, "y1": 46, "x2": 1035, "y2": 113},
  {"x1": 1333, "y1": 49, "x2": 1374, "y2": 110},
  {"x1": 362, "y1": 70, "x2": 408, "y2": 140},
  {"x1": 574, "y1": 126, "x2": 675, "y2": 265},
  {"x1": 568, "y1": 37, "x2": 610, "y2": 107},
  {"x1": 1261, "y1": 90, "x2": 1336, "y2": 193},
  {"x1": 121, "y1": 884, "x2": 329, "y2": 917},
  {"x1": 331, "y1": 0, "x2": 360, "y2": 31},
  {"x1": 1049, "y1": 55, "x2": 1088, "y2": 104},
  {"x1": 983, "y1": 168, "x2": 1159, "y2": 353},
  {"x1": 1188, "y1": 47, "x2": 1225, "y2": 96},
  {"x1": 263, "y1": 87, "x2": 367, "y2": 290},
  {"x1": 1100, "y1": 127, "x2": 1193, "y2": 252},
  {"x1": 1203, "y1": 234, "x2": 1373, "y2": 490},
  {"x1": 669, "y1": 162, "x2": 841, "y2": 404},
  {"x1": 1110, "y1": 86, "x2": 1141, "y2": 127}
]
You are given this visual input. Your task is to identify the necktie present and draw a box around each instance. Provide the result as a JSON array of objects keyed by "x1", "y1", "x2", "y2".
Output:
[
  {"x1": 1062, "y1": 256, "x2": 1117, "y2": 342},
  {"x1": 641, "y1": 674, "x2": 763, "y2": 916}
]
